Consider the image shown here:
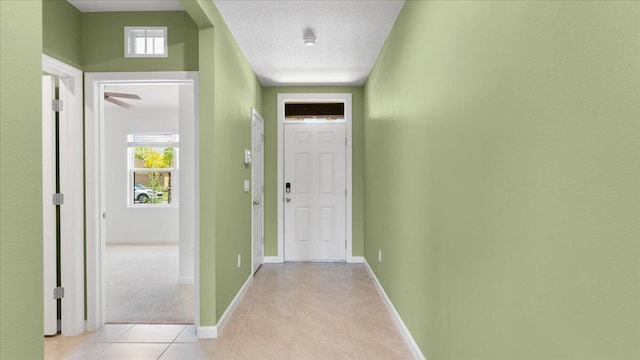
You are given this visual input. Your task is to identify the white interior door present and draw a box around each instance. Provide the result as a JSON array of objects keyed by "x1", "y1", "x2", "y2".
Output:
[
  {"x1": 284, "y1": 123, "x2": 346, "y2": 261},
  {"x1": 252, "y1": 109, "x2": 265, "y2": 273},
  {"x1": 42, "y1": 75, "x2": 57, "y2": 336}
]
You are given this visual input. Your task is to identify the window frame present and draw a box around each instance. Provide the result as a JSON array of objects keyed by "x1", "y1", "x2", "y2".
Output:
[
  {"x1": 124, "y1": 26, "x2": 168, "y2": 58},
  {"x1": 127, "y1": 134, "x2": 179, "y2": 207}
]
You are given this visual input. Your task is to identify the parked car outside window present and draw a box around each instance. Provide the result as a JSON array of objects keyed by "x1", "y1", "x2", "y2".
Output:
[{"x1": 133, "y1": 183, "x2": 163, "y2": 204}]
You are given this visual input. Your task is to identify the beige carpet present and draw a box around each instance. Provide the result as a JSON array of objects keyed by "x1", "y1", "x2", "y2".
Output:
[{"x1": 105, "y1": 244, "x2": 194, "y2": 324}]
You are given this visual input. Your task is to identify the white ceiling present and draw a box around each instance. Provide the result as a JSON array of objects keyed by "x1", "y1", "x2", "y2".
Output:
[
  {"x1": 67, "y1": 0, "x2": 405, "y2": 86},
  {"x1": 214, "y1": 0, "x2": 405, "y2": 86}
]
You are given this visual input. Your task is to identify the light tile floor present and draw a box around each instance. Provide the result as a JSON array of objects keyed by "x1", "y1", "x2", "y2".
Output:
[{"x1": 45, "y1": 263, "x2": 415, "y2": 359}]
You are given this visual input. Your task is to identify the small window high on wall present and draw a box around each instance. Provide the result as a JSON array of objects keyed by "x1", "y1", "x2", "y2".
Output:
[
  {"x1": 125, "y1": 27, "x2": 168, "y2": 57},
  {"x1": 128, "y1": 134, "x2": 178, "y2": 206}
]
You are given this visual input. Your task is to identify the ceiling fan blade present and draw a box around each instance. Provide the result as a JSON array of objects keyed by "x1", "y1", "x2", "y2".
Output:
[
  {"x1": 105, "y1": 96, "x2": 135, "y2": 109},
  {"x1": 104, "y1": 92, "x2": 141, "y2": 100}
]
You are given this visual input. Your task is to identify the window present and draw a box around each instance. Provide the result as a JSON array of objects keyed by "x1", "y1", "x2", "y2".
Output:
[
  {"x1": 128, "y1": 134, "x2": 178, "y2": 206},
  {"x1": 284, "y1": 102, "x2": 345, "y2": 123},
  {"x1": 125, "y1": 27, "x2": 168, "y2": 57}
]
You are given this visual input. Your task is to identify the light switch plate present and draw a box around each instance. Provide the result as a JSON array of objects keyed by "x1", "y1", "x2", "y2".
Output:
[
  {"x1": 244, "y1": 149, "x2": 252, "y2": 165},
  {"x1": 244, "y1": 180, "x2": 250, "y2": 192}
]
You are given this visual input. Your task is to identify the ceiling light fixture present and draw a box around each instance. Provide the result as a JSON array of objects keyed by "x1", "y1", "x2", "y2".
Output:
[{"x1": 303, "y1": 29, "x2": 316, "y2": 46}]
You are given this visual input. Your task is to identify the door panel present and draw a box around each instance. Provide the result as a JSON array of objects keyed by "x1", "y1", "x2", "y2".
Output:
[
  {"x1": 252, "y1": 110, "x2": 265, "y2": 274},
  {"x1": 42, "y1": 75, "x2": 58, "y2": 336},
  {"x1": 295, "y1": 153, "x2": 311, "y2": 193},
  {"x1": 319, "y1": 154, "x2": 334, "y2": 193},
  {"x1": 284, "y1": 123, "x2": 346, "y2": 261},
  {"x1": 295, "y1": 207, "x2": 311, "y2": 242},
  {"x1": 319, "y1": 207, "x2": 334, "y2": 242}
]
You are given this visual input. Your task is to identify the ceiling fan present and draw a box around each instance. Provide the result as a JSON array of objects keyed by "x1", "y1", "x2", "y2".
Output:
[{"x1": 104, "y1": 92, "x2": 141, "y2": 109}]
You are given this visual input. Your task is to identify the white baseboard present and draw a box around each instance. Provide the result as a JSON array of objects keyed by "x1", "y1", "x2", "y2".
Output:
[
  {"x1": 264, "y1": 256, "x2": 361, "y2": 263},
  {"x1": 264, "y1": 256, "x2": 283, "y2": 263},
  {"x1": 364, "y1": 259, "x2": 425, "y2": 360},
  {"x1": 196, "y1": 273, "x2": 253, "y2": 339},
  {"x1": 214, "y1": 273, "x2": 253, "y2": 336},
  {"x1": 85, "y1": 320, "x2": 98, "y2": 333},
  {"x1": 178, "y1": 277, "x2": 194, "y2": 285},
  {"x1": 196, "y1": 326, "x2": 217, "y2": 339}
]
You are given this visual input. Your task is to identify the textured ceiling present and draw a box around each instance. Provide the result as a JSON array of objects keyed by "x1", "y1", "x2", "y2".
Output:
[
  {"x1": 214, "y1": 0, "x2": 405, "y2": 86},
  {"x1": 67, "y1": 0, "x2": 183, "y2": 12},
  {"x1": 66, "y1": 0, "x2": 405, "y2": 86}
]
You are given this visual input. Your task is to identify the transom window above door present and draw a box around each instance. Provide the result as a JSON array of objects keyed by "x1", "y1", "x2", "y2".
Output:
[{"x1": 285, "y1": 102, "x2": 345, "y2": 123}]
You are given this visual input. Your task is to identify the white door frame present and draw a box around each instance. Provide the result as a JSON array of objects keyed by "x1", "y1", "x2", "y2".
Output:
[
  {"x1": 275, "y1": 93, "x2": 356, "y2": 263},
  {"x1": 42, "y1": 74, "x2": 57, "y2": 336},
  {"x1": 84, "y1": 72, "x2": 199, "y2": 331},
  {"x1": 251, "y1": 108, "x2": 265, "y2": 273},
  {"x1": 42, "y1": 55, "x2": 85, "y2": 336}
]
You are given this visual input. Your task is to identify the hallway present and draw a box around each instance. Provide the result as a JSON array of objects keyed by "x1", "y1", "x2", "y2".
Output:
[
  {"x1": 45, "y1": 263, "x2": 415, "y2": 359},
  {"x1": 3, "y1": 1, "x2": 637, "y2": 359}
]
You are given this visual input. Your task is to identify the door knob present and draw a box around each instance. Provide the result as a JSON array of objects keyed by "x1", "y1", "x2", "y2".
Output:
[
  {"x1": 253, "y1": 200, "x2": 260, "y2": 205},
  {"x1": 285, "y1": 197, "x2": 291, "y2": 203}
]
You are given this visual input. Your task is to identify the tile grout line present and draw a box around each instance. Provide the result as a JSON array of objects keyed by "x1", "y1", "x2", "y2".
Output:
[
  {"x1": 112, "y1": 323, "x2": 136, "y2": 343},
  {"x1": 155, "y1": 342, "x2": 172, "y2": 360}
]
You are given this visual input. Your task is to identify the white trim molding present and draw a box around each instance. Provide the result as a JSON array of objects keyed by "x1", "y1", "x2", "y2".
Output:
[
  {"x1": 264, "y1": 256, "x2": 283, "y2": 264},
  {"x1": 277, "y1": 93, "x2": 353, "y2": 262},
  {"x1": 197, "y1": 274, "x2": 253, "y2": 339},
  {"x1": 206, "y1": 274, "x2": 254, "y2": 339},
  {"x1": 84, "y1": 71, "x2": 200, "y2": 331},
  {"x1": 364, "y1": 259, "x2": 426, "y2": 360},
  {"x1": 42, "y1": 54, "x2": 85, "y2": 336},
  {"x1": 347, "y1": 256, "x2": 364, "y2": 263},
  {"x1": 196, "y1": 326, "x2": 217, "y2": 339}
]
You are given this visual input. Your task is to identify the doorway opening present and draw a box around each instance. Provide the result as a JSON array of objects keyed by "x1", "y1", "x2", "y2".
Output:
[
  {"x1": 276, "y1": 93, "x2": 355, "y2": 263},
  {"x1": 85, "y1": 72, "x2": 199, "y2": 330},
  {"x1": 102, "y1": 84, "x2": 191, "y2": 324}
]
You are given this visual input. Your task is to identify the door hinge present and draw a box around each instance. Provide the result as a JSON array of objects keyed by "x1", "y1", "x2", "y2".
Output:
[
  {"x1": 52, "y1": 193, "x2": 64, "y2": 206},
  {"x1": 53, "y1": 287, "x2": 64, "y2": 300},
  {"x1": 51, "y1": 99, "x2": 63, "y2": 112}
]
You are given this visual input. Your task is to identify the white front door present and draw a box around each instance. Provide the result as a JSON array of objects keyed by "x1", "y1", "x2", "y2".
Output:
[
  {"x1": 42, "y1": 75, "x2": 58, "y2": 336},
  {"x1": 284, "y1": 123, "x2": 346, "y2": 261},
  {"x1": 252, "y1": 109, "x2": 265, "y2": 273}
]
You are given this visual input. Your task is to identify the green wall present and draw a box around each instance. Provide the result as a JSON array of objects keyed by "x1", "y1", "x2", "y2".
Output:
[
  {"x1": 213, "y1": 16, "x2": 263, "y2": 321},
  {"x1": 43, "y1": 0, "x2": 82, "y2": 69},
  {"x1": 182, "y1": 0, "x2": 262, "y2": 325},
  {"x1": 81, "y1": 11, "x2": 198, "y2": 72},
  {"x1": 261, "y1": 87, "x2": 364, "y2": 258},
  {"x1": 40, "y1": 0, "x2": 260, "y2": 329},
  {"x1": 42, "y1": 4, "x2": 198, "y2": 72},
  {"x1": 364, "y1": 1, "x2": 639, "y2": 359},
  {"x1": 0, "y1": 1, "x2": 44, "y2": 359},
  {"x1": 196, "y1": 21, "x2": 218, "y2": 328}
]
